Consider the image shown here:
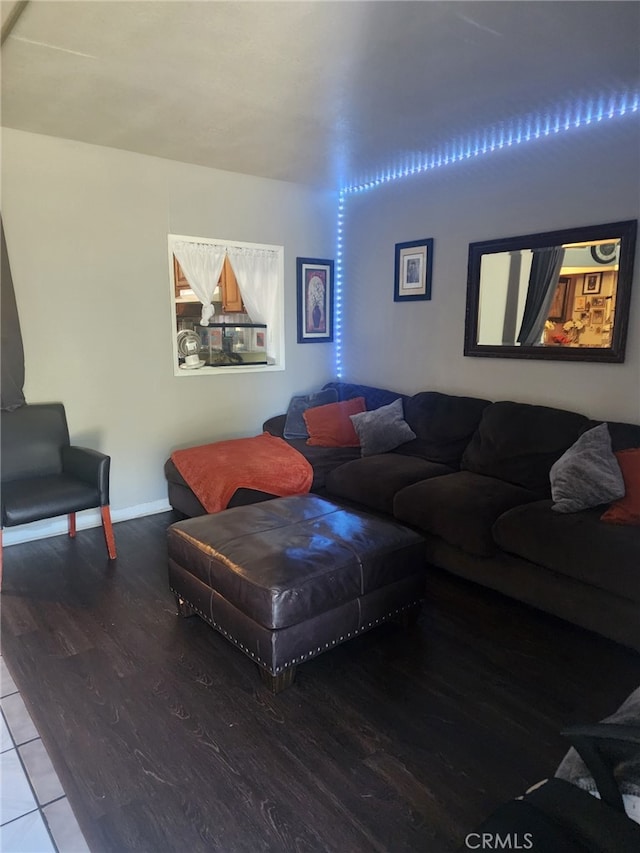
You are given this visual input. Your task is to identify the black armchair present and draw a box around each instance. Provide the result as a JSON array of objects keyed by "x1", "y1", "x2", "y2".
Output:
[{"x1": 1, "y1": 403, "x2": 116, "y2": 580}]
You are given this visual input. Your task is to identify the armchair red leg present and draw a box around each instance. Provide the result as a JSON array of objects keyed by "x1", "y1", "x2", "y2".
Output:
[
  {"x1": 101, "y1": 505, "x2": 117, "y2": 560},
  {"x1": 68, "y1": 513, "x2": 76, "y2": 538}
]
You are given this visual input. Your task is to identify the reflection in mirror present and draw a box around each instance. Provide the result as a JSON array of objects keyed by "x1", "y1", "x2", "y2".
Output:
[{"x1": 465, "y1": 220, "x2": 637, "y2": 362}]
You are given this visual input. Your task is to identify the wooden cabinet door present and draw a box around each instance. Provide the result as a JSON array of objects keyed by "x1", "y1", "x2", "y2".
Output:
[
  {"x1": 175, "y1": 254, "x2": 245, "y2": 313},
  {"x1": 173, "y1": 256, "x2": 191, "y2": 298},
  {"x1": 221, "y1": 257, "x2": 245, "y2": 312}
]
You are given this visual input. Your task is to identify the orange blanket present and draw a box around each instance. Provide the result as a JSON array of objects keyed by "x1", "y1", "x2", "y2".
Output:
[{"x1": 171, "y1": 432, "x2": 313, "y2": 513}]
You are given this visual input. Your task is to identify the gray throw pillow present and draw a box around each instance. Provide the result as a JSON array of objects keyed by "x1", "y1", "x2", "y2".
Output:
[
  {"x1": 349, "y1": 398, "x2": 416, "y2": 457},
  {"x1": 550, "y1": 423, "x2": 624, "y2": 512},
  {"x1": 283, "y1": 388, "x2": 338, "y2": 439}
]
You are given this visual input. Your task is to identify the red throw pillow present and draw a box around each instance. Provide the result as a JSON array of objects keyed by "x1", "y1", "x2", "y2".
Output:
[
  {"x1": 303, "y1": 397, "x2": 366, "y2": 447},
  {"x1": 601, "y1": 448, "x2": 640, "y2": 526}
]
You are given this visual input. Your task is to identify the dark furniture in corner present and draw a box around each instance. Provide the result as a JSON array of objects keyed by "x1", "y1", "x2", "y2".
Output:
[
  {"x1": 462, "y1": 686, "x2": 640, "y2": 852},
  {"x1": 0, "y1": 403, "x2": 116, "y2": 582}
]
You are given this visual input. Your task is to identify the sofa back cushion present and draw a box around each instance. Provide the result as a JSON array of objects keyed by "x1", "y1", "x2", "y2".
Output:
[
  {"x1": 592, "y1": 419, "x2": 640, "y2": 452},
  {"x1": 493, "y1": 501, "x2": 640, "y2": 602},
  {"x1": 396, "y1": 392, "x2": 491, "y2": 467},
  {"x1": 322, "y1": 382, "x2": 404, "y2": 411},
  {"x1": 461, "y1": 401, "x2": 590, "y2": 494}
]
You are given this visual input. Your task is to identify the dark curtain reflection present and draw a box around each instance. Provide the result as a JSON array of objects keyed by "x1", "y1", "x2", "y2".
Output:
[
  {"x1": 1, "y1": 215, "x2": 26, "y2": 410},
  {"x1": 517, "y1": 246, "x2": 565, "y2": 346}
]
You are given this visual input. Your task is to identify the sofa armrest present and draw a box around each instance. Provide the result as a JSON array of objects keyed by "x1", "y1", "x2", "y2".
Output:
[
  {"x1": 263, "y1": 414, "x2": 286, "y2": 437},
  {"x1": 62, "y1": 446, "x2": 110, "y2": 504}
]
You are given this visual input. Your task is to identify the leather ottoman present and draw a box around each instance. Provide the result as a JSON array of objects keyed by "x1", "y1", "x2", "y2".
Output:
[{"x1": 167, "y1": 495, "x2": 426, "y2": 691}]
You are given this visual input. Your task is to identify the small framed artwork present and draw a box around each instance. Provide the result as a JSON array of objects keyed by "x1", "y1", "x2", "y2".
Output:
[
  {"x1": 297, "y1": 257, "x2": 334, "y2": 343},
  {"x1": 591, "y1": 308, "x2": 605, "y2": 325},
  {"x1": 548, "y1": 276, "x2": 570, "y2": 320},
  {"x1": 591, "y1": 296, "x2": 605, "y2": 308},
  {"x1": 583, "y1": 272, "x2": 603, "y2": 295},
  {"x1": 394, "y1": 238, "x2": 433, "y2": 301},
  {"x1": 575, "y1": 296, "x2": 586, "y2": 311},
  {"x1": 209, "y1": 328, "x2": 223, "y2": 350}
]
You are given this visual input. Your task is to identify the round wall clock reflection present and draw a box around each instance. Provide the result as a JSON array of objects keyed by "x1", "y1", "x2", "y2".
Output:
[{"x1": 590, "y1": 243, "x2": 617, "y2": 264}]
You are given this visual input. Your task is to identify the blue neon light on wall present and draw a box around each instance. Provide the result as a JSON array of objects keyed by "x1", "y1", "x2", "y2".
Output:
[{"x1": 332, "y1": 91, "x2": 639, "y2": 378}]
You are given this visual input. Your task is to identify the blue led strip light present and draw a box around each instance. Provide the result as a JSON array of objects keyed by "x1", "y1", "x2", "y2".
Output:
[
  {"x1": 334, "y1": 190, "x2": 346, "y2": 378},
  {"x1": 332, "y1": 90, "x2": 639, "y2": 376}
]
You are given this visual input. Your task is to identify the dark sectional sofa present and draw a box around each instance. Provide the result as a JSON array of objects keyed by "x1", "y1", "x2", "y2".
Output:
[{"x1": 165, "y1": 381, "x2": 640, "y2": 652}]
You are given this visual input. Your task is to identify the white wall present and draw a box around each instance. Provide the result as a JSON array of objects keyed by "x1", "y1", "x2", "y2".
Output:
[
  {"x1": 341, "y1": 117, "x2": 640, "y2": 422},
  {"x1": 2, "y1": 129, "x2": 337, "y2": 537}
]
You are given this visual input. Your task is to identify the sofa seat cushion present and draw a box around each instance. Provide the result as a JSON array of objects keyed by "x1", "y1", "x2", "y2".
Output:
[
  {"x1": 325, "y1": 455, "x2": 454, "y2": 514},
  {"x1": 393, "y1": 471, "x2": 539, "y2": 557},
  {"x1": 461, "y1": 401, "x2": 590, "y2": 494},
  {"x1": 493, "y1": 500, "x2": 640, "y2": 602},
  {"x1": 166, "y1": 440, "x2": 360, "y2": 499}
]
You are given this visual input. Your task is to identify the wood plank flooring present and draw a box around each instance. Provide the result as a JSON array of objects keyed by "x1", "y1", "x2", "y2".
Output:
[{"x1": 1, "y1": 512, "x2": 639, "y2": 852}]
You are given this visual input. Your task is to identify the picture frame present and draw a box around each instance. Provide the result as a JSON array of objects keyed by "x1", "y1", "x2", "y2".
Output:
[
  {"x1": 394, "y1": 238, "x2": 433, "y2": 301},
  {"x1": 591, "y1": 308, "x2": 605, "y2": 325},
  {"x1": 548, "y1": 276, "x2": 570, "y2": 320},
  {"x1": 575, "y1": 296, "x2": 586, "y2": 311},
  {"x1": 297, "y1": 257, "x2": 334, "y2": 343},
  {"x1": 591, "y1": 296, "x2": 605, "y2": 308},
  {"x1": 253, "y1": 328, "x2": 266, "y2": 351},
  {"x1": 583, "y1": 272, "x2": 603, "y2": 295}
]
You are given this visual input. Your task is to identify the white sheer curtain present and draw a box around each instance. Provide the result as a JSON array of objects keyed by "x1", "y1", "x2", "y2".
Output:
[
  {"x1": 226, "y1": 246, "x2": 280, "y2": 360},
  {"x1": 172, "y1": 241, "x2": 227, "y2": 326}
]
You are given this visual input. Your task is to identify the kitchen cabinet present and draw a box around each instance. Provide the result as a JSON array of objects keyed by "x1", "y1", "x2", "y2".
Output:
[
  {"x1": 173, "y1": 256, "x2": 191, "y2": 298},
  {"x1": 220, "y1": 257, "x2": 245, "y2": 313},
  {"x1": 173, "y1": 255, "x2": 245, "y2": 313}
]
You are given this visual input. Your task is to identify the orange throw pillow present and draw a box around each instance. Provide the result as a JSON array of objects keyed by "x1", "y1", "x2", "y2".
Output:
[
  {"x1": 303, "y1": 397, "x2": 366, "y2": 447},
  {"x1": 601, "y1": 448, "x2": 640, "y2": 526}
]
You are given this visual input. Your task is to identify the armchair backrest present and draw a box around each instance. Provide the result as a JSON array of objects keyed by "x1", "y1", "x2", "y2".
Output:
[{"x1": 1, "y1": 403, "x2": 70, "y2": 483}]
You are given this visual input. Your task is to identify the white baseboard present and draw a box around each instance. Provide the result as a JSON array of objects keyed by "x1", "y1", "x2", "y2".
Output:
[{"x1": 2, "y1": 499, "x2": 172, "y2": 547}]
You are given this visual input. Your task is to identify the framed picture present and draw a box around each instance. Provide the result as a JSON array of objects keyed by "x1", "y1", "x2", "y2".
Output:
[
  {"x1": 591, "y1": 308, "x2": 605, "y2": 325},
  {"x1": 583, "y1": 272, "x2": 603, "y2": 295},
  {"x1": 210, "y1": 328, "x2": 223, "y2": 349},
  {"x1": 575, "y1": 296, "x2": 586, "y2": 311},
  {"x1": 394, "y1": 238, "x2": 433, "y2": 301},
  {"x1": 548, "y1": 276, "x2": 570, "y2": 320},
  {"x1": 591, "y1": 296, "x2": 605, "y2": 308},
  {"x1": 253, "y1": 328, "x2": 266, "y2": 351},
  {"x1": 297, "y1": 257, "x2": 334, "y2": 343}
]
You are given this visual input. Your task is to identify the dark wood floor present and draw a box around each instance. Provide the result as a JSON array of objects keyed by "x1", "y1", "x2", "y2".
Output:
[{"x1": 1, "y1": 512, "x2": 638, "y2": 853}]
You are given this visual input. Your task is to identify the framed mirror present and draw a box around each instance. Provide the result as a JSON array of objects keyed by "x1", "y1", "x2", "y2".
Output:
[{"x1": 464, "y1": 220, "x2": 637, "y2": 362}]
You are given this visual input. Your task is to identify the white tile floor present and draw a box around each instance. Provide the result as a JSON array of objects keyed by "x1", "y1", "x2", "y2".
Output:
[{"x1": 1, "y1": 655, "x2": 91, "y2": 853}]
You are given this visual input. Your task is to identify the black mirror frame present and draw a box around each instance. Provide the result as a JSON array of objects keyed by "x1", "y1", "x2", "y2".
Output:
[{"x1": 464, "y1": 219, "x2": 637, "y2": 363}]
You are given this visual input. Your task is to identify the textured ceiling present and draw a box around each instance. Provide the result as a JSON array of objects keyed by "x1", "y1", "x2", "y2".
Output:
[{"x1": 2, "y1": 1, "x2": 639, "y2": 188}]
